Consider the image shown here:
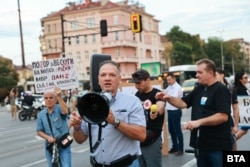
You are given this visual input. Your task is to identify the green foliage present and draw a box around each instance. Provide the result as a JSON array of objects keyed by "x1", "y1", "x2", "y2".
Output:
[
  {"x1": 165, "y1": 26, "x2": 244, "y2": 74},
  {"x1": 166, "y1": 26, "x2": 207, "y2": 65},
  {"x1": 0, "y1": 60, "x2": 19, "y2": 101}
]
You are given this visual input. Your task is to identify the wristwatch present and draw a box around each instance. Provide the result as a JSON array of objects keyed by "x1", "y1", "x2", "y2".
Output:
[{"x1": 113, "y1": 117, "x2": 120, "y2": 128}]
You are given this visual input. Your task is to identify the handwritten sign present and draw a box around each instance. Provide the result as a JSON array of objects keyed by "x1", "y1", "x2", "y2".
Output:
[
  {"x1": 32, "y1": 58, "x2": 79, "y2": 93},
  {"x1": 237, "y1": 96, "x2": 250, "y2": 127}
]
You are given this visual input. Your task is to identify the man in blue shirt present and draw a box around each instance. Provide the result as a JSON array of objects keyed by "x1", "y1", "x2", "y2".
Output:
[{"x1": 36, "y1": 86, "x2": 71, "y2": 167}]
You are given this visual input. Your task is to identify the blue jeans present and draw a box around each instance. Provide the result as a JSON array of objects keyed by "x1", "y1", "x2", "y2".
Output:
[
  {"x1": 197, "y1": 150, "x2": 222, "y2": 167},
  {"x1": 46, "y1": 144, "x2": 71, "y2": 167},
  {"x1": 128, "y1": 159, "x2": 140, "y2": 167},
  {"x1": 167, "y1": 109, "x2": 183, "y2": 151}
]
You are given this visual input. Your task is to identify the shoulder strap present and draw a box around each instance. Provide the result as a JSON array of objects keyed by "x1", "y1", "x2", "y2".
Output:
[{"x1": 46, "y1": 113, "x2": 54, "y2": 137}]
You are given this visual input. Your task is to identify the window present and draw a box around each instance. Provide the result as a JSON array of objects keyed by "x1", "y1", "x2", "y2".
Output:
[
  {"x1": 48, "y1": 39, "x2": 51, "y2": 48},
  {"x1": 53, "y1": 24, "x2": 57, "y2": 33},
  {"x1": 76, "y1": 51, "x2": 81, "y2": 59},
  {"x1": 47, "y1": 25, "x2": 51, "y2": 33},
  {"x1": 115, "y1": 48, "x2": 120, "y2": 57},
  {"x1": 71, "y1": 20, "x2": 79, "y2": 30},
  {"x1": 87, "y1": 18, "x2": 95, "y2": 28},
  {"x1": 84, "y1": 35, "x2": 88, "y2": 44},
  {"x1": 113, "y1": 15, "x2": 118, "y2": 25},
  {"x1": 92, "y1": 34, "x2": 96, "y2": 43},
  {"x1": 68, "y1": 37, "x2": 71, "y2": 45},
  {"x1": 85, "y1": 50, "x2": 89, "y2": 59},
  {"x1": 115, "y1": 32, "x2": 119, "y2": 41},
  {"x1": 76, "y1": 36, "x2": 80, "y2": 44}
]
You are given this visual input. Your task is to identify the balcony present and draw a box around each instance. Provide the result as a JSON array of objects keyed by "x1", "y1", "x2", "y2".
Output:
[
  {"x1": 113, "y1": 56, "x2": 138, "y2": 63},
  {"x1": 41, "y1": 47, "x2": 62, "y2": 55},
  {"x1": 102, "y1": 39, "x2": 137, "y2": 48}
]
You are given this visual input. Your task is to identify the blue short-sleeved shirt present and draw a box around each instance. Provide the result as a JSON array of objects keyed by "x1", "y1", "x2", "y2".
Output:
[{"x1": 36, "y1": 104, "x2": 69, "y2": 146}]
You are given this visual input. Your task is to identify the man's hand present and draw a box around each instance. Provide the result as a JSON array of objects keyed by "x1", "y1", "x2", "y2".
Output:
[
  {"x1": 70, "y1": 111, "x2": 82, "y2": 130},
  {"x1": 183, "y1": 120, "x2": 201, "y2": 131},
  {"x1": 54, "y1": 86, "x2": 62, "y2": 97},
  {"x1": 155, "y1": 91, "x2": 169, "y2": 101}
]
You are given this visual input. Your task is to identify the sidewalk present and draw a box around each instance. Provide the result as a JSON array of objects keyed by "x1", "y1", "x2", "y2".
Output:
[{"x1": 0, "y1": 105, "x2": 8, "y2": 112}]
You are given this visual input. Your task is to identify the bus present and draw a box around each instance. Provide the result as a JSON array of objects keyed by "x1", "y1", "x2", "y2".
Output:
[{"x1": 162, "y1": 65, "x2": 197, "y2": 86}]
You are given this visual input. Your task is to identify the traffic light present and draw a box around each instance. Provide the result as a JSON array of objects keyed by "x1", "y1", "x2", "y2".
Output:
[
  {"x1": 130, "y1": 14, "x2": 142, "y2": 33},
  {"x1": 100, "y1": 20, "x2": 108, "y2": 37}
]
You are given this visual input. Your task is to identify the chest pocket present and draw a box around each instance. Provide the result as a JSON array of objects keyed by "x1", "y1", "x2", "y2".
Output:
[{"x1": 114, "y1": 109, "x2": 128, "y2": 121}]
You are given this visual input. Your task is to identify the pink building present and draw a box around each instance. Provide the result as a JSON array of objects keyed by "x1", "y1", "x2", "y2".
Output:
[{"x1": 39, "y1": 0, "x2": 164, "y2": 88}]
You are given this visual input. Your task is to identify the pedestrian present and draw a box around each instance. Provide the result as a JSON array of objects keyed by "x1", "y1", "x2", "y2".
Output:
[
  {"x1": 9, "y1": 88, "x2": 18, "y2": 120},
  {"x1": 216, "y1": 68, "x2": 239, "y2": 151},
  {"x1": 36, "y1": 86, "x2": 72, "y2": 167},
  {"x1": 70, "y1": 60, "x2": 146, "y2": 167},
  {"x1": 156, "y1": 59, "x2": 232, "y2": 167},
  {"x1": 131, "y1": 69, "x2": 165, "y2": 167},
  {"x1": 233, "y1": 72, "x2": 250, "y2": 142},
  {"x1": 165, "y1": 72, "x2": 184, "y2": 155}
]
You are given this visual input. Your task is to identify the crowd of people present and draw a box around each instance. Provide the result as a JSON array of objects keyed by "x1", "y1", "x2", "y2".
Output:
[{"x1": 5, "y1": 58, "x2": 249, "y2": 167}]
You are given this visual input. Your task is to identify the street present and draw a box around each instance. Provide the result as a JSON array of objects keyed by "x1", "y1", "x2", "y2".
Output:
[{"x1": 0, "y1": 106, "x2": 249, "y2": 167}]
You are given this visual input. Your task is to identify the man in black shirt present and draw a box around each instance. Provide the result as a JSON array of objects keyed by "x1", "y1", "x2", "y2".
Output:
[
  {"x1": 156, "y1": 59, "x2": 232, "y2": 167},
  {"x1": 131, "y1": 69, "x2": 165, "y2": 167}
]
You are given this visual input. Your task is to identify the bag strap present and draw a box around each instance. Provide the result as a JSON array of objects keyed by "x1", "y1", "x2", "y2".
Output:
[{"x1": 46, "y1": 113, "x2": 54, "y2": 137}]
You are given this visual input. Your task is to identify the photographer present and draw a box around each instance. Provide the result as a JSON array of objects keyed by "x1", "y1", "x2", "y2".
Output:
[
  {"x1": 70, "y1": 60, "x2": 146, "y2": 167},
  {"x1": 36, "y1": 86, "x2": 72, "y2": 167}
]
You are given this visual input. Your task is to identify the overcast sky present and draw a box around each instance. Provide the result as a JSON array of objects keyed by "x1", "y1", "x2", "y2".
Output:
[{"x1": 0, "y1": 0, "x2": 249, "y2": 66}]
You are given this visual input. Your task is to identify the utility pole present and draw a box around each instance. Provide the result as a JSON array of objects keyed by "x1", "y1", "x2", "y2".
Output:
[
  {"x1": 61, "y1": 14, "x2": 65, "y2": 57},
  {"x1": 17, "y1": 0, "x2": 26, "y2": 90},
  {"x1": 217, "y1": 29, "x2": 224, "y2": 70},
  {"x1": 17, "y1": 0, "x2": 25, "y2": 68}
]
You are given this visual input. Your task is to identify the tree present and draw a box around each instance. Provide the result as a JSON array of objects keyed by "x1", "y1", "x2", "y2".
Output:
[
  {"x1": 224, "y1": 40, "x2": 244, "y2": 74},
  {"x1": 204, "y1": 37, "x2": 222, "y2": 67},
  {"x1": 0, "y1": 60, "x2": 19, "y2": 102},
  {"x1": 166, "y1": 26, "x2": 206, "y2": 65}
]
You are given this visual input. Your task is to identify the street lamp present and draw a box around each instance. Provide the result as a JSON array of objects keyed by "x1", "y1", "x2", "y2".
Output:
[{"x1": 217, "y1": 29, "x2": 224, "y2": 70}]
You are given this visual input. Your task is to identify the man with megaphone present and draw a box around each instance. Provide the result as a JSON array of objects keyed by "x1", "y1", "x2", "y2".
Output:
[{"x1": 70, "y1": 60, "x2": 146, "y2": 167}]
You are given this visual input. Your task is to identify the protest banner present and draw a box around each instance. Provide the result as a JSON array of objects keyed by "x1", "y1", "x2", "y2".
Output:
[
  {"x1": 237, "y1": 96, "x2": 250, "y2": 127},
  {"x1": 32, "y1": 58, "x2": 79, "y2": 93}
]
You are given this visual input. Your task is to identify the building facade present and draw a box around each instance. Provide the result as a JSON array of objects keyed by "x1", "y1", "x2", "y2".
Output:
[{"x1": 39, "y1": 0, "x2": 164, "y2": 89}]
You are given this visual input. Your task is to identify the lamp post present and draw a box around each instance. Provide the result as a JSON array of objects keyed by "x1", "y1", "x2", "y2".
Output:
[{"x1": 217, "y1": 29, "x2": 224, "y2": 70}]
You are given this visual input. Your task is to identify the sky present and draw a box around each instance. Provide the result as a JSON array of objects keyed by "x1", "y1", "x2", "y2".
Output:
[{"x1": 0, "y1": 0, "x2": 249, "y2": 66}]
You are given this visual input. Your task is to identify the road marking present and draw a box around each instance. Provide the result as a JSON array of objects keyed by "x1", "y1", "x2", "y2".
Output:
[
  {"x1": 26, "y1": 136, "x2": 43, "y2": 143},
  {"x1": 20, "y1": 159, "x2": 46, "y2": 167},
  {"x1": 72, "y1": 147, "x2": 89, "y2": 153},
  {"x1": 181, "y1": 158, "x2": 196, "y2": 167}
]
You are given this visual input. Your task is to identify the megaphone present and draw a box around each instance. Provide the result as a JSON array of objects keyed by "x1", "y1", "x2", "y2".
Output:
[{"x1": 77, "y1": 92, "x2": 112, "y2": 124}]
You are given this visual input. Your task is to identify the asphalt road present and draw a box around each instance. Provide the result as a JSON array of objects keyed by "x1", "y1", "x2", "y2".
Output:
[{"x1": 0, "y1": 106, "x2": 249, "y2": 167}]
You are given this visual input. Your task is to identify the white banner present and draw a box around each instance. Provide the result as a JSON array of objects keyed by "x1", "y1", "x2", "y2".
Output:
[
  {"x1": 32, "y1": 58, "x2": 79, "y2": 93},
  {"x1": 238, "y1": 96, "x2": 250, "y2": 127}
]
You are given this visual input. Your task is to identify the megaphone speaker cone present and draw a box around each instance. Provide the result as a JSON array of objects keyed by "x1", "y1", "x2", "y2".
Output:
[{"x1": 77, "y1": 93, "x2": 109, "y2": 124}]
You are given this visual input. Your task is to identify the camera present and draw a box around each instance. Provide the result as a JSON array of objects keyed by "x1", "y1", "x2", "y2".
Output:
[{"x1": 77, "y1": 91, "x2": 112, "y2": 124}]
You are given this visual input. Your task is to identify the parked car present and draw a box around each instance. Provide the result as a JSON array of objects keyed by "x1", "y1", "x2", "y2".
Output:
[{"x1": 182, "y1": 78, "x2": 198, "y2": 96}]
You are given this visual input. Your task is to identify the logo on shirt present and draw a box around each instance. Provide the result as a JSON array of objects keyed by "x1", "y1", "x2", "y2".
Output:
[{"x1": 143, "y1": 99, "x2": 152, "y2": 110}]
